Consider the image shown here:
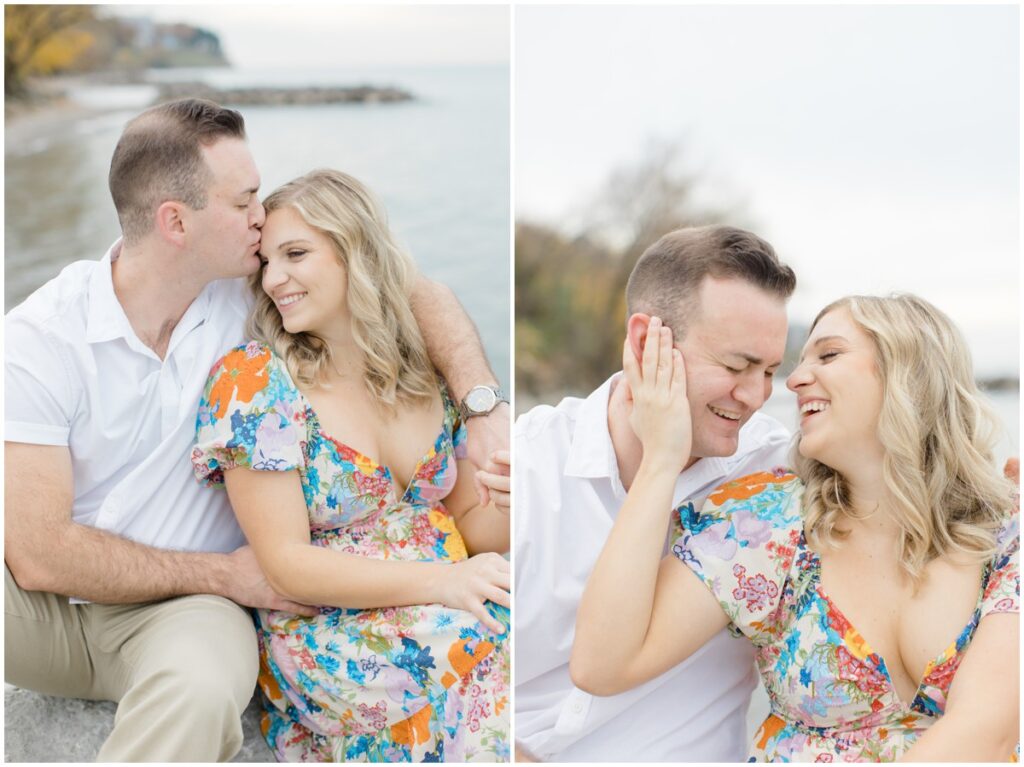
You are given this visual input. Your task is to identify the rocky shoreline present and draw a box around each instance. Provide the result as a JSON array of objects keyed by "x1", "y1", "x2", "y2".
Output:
[
  {"x1": 5, "y1": 76, "x2": 416, "y2": 154},
  {"x1": 5, "y1": 73, "x2": 415, "y2": 136},
  {"x1": 155, "y1": 81, "x2": 414, "y2": 106}
]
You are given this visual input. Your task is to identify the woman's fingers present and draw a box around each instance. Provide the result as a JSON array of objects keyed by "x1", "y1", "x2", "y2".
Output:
[
  {"x1": 485, "y1": 449, "x2": 510, "y2": 472},
  {"x1": 672, "y1": 346, "x2": 686, "y2": 397},
  {"x1": 642, "y1": 316, "x2": 661, "y2": 386},
  {"x1": 487, "y1": 584, "x2": 512, "y2": 609},
  {"x1": 493, "y1": 565, "x2": 511, "y2": 592},
  {"x1": 622, "y1": 337, "x2": 641, "y2": 396},
  {"x1": 469, "y1": 599, "x2": 505, "y2": 634},
  {"x1": 656, "y1": 323, "x2": 673, "y2": 387},
  {"x1": 477, "y1": 470, "x2": 511, "y2": 493}
]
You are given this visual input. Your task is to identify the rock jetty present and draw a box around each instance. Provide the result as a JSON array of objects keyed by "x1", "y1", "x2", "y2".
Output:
[{"x1": 155, "y1": 82, "x2": 414, "y2": 106}]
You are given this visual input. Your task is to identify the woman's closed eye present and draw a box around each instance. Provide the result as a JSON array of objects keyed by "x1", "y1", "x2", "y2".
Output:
[{"x1": 286, "y1": 249, "x2": 307, "y2": 259}]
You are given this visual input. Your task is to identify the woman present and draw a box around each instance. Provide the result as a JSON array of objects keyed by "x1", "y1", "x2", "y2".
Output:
[
  {"x1": 571, "y1": 296, "x2": 1018, "y2": 761},
  {"x1": 192, "y1": 169, "x2": 510, "y2": 762}
]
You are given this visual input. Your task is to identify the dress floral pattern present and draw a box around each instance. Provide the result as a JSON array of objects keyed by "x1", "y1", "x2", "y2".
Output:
[
  {"x1": 671, "y1": 469, "x2": 1019, "y2": 762},
  {"x1": 193, "y1": 342, "x2": 510, "y2": 762}
]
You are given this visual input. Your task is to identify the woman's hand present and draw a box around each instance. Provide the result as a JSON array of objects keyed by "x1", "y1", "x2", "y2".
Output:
[
  {"x1": 435, "y1": 552, "x2": 510, "y2": 634},
  {"x1": 474, "y1": 450, "x2": 511, "y2": 513},
  {"x1": 623, "y1": 316, "x2": 692, "y2": 476}
]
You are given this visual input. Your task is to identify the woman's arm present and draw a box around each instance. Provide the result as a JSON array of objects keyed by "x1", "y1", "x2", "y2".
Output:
[
  {"x1": 570, "y1": 320, "x2": 730, "y2": 696},
  {"x1": 443, "y1": 451, "x2": 511, "y2": 556},
  {"x1": 223, "y1": 467, "x2": 509, "y2": 632},
  {"x1": 897, "y1": 613, "x2": 1019, "y2": 762}
]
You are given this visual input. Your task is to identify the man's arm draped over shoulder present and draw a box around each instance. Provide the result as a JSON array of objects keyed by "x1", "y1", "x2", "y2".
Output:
[{"x1": 410, "y1": 276, "x2": 509, "y2": 470}]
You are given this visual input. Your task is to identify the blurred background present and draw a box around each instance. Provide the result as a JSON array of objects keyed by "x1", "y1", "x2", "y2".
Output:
[
  {"x1": 5, "y1": 4, "x2": 510, "y2": 389},
  {"x1": 515, "y1": 4, "x2": 1018, "y2": 464}
]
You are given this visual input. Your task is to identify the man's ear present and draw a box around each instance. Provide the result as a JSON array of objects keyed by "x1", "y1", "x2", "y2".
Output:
[
  {"x1": 154, "y1": 201, "x2": 187, "y2": 247},
  {"x1": 625, "y1": 313, "x2": 651, "y2": 366}
]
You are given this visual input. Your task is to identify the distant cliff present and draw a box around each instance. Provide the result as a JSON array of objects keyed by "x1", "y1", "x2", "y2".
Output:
[
  {"x1": 105, "y1": 17, "x2": 228, "y2": 69},
  {"x1": 5, "y1": 6, "x2": 229, "y2": 97}
]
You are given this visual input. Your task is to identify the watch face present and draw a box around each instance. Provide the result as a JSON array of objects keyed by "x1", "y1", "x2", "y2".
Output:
[{"x1": 467, "y1": 386, "x2": 496, "y2": 412}]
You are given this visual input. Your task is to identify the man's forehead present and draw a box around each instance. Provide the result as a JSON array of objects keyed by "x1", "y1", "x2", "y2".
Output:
[
  {"x1": 684, "y1": 307, "x2": 788, "y2": 362},
  {"x1": 202, "y1": 138, "x2": 260, "y2": 182}
]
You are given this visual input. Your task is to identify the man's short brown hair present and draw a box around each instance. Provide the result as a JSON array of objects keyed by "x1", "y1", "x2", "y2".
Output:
[
  {"x1": 625, "y1": 225, "x2": 796, "y2": 337},
  {"x1": 108, "y1": 99, "x2": 246, "y2": 244}
]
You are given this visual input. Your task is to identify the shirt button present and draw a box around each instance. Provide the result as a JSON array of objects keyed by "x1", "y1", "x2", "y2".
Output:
[{"x1": 571, "y1": 701, "x2": 583, "y2": 713}]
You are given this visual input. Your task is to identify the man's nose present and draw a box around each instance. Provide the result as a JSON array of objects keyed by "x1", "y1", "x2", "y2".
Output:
[
  {"x1": 734, "y1": 373, "x2": 767, "y2": 411},
  {"x1": 252, "y1": 201, "x2": 266, "y2": 228}
]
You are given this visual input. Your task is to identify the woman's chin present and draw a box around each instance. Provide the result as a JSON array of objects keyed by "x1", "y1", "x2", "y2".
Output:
[{"x1": 797, "y1": 436, "x2": 823, "y2": 464}]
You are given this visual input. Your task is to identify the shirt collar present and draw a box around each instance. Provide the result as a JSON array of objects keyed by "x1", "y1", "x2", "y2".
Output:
[
  {"x1": 85, "y1": 240, "x2": 216, "y2": 349},
  {"x1": 564, "y1": 373, "x2": 621, "y2": 481},
  {"x1": 85, "y1": 241, "x2": 133, "y2": 344},
  {"x1": 562, "y1": 370, "x2": 777, "y2": 505}
]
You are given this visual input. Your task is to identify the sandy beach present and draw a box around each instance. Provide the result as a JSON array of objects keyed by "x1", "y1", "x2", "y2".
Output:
[{"x1": 5, "y1": 76, "x2": 123, "y2": 150}]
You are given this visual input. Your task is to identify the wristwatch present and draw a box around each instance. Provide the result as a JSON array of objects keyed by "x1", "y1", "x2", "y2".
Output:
[{"x1": 459, "y1": 384, "x2": 508, "y2": 419}]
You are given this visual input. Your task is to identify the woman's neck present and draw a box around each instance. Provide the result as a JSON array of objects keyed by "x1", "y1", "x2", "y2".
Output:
[{"x1": 835, "y1": 462, "x2": 901, "y2": 539}]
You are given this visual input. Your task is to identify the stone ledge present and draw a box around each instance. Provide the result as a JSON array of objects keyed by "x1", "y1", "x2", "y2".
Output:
[{"x1": 3, "y1": 685, "x2": 274, "y2": 762}]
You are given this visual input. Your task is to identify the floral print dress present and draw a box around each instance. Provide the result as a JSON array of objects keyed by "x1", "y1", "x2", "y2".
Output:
[
  {"x1": 192, "y1": 342, "x2": 510, "y2": 762},
  {"x1": 671, "y1": 469, "x2": 1019, "y2": 762}
]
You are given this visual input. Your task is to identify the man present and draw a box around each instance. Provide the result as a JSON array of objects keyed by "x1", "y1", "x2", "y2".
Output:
[
  {"x1": 5, "y1": 99, "x2": 509, "y2": 761},
  {"x1": 514, "y1": 225, "x2": 795, "y2": 762}
]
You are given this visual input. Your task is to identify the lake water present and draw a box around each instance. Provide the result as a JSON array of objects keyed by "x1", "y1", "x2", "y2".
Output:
[
  {"x1": 761, "y1": 386, "x2": 1019, "y2": 467},
  {"x1": 4, "y1": 64, "x2": 510, "y2": 389}
]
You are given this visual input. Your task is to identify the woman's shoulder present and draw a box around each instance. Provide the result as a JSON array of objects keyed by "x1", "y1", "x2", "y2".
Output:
[
  {"x1": 201, "y1": 341, "x2": 300, "y2": 422},
  {"x1": 672, "y1": 469, "x2": 804, "y2": 643},
  {"x1": 676, "y1": 469, "x2": 804, "y2": 564},
  {"x1": 206, "y1": 340, "x2": 276, "y2": 377},
  {"x1": 982, "y1": 510, "x2": 1020, "y2": 616},
  {"x1": 700, "y1": 468, "x2": 804, "y2": 524}
]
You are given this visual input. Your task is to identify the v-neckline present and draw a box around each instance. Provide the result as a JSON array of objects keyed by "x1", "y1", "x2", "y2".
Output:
[
  {"x1": 802, "y1": 532, "x2": 989, "y2": 711},
  {"x1": 267, "y1": 353, "x2": 454, "y2": 499},
  {"x1": 305, "y1": 404, "x2": 448, "y2": 500}
]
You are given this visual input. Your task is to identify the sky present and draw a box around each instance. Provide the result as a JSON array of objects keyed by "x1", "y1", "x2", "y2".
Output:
[
  {"x1": 106, "y1": 4, "x2": 509, "y2": 68},
  {"x1": 516, "y1": 5, "x2": 1020, "y2": 379}
]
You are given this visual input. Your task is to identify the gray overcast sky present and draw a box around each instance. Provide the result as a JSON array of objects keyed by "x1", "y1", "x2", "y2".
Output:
[
  {"x1": 517, "y1": 5, "x2": 1019, "y2": 377},
  {"x1": 107, "y1": 4, "x2": 509, "y2": 68}
]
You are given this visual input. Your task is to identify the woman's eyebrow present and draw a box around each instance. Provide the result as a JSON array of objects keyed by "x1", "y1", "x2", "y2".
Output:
[{"x1": 798, "y1": 335, "x2": 848, "y2": 362}]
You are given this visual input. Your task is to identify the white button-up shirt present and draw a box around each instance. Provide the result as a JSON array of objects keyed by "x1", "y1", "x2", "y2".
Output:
[
  {"x1": 5, "y1": 242, "x2": 251, "y2": 560},
  {"x1": 514, "y1": 374, "x2": 792, "y2": 762}
]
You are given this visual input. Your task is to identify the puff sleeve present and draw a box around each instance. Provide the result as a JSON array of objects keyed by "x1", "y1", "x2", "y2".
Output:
[
  {"x1": 192, "y1": 341, "x2": 306, "y2": 487},
  {"x1": 981, "y1": 511, "x2": 1020, "y2": 618},
  {"x1": 670, "y1": 470, "x2": 803, "y2": 646}
]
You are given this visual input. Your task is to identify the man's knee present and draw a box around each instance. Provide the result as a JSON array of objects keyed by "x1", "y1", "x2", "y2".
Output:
[{"x1": 120, "y1": 594, "x2": 258, "y2": 709}]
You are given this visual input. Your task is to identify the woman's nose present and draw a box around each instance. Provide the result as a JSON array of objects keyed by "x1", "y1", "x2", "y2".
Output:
[
  {"x1": 262, "y1": 259, "x2": 285, "y2": 291},
  {"x1": 786, "y1": 361, "x2": 812, "y2": 393}
]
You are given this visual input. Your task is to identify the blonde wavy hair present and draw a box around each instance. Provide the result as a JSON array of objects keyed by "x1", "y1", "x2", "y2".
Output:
[
  {"x1": 247, "y1": 169, "x2": 436, "y2": 411},
  {"x1": 796, "y1": 294, "x2": 1013, "y2": 583}
]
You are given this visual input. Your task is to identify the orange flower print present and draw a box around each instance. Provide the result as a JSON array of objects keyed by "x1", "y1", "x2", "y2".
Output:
[
  {"x1": 708, "y1": 470, "x2": 797, "y2": 505},
  {"x1": 208, "y1": 344, "x2": 272, "y2": 419}
]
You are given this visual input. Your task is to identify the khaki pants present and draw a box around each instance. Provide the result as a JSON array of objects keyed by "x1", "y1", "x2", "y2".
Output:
[{"x1": 4, "y1": 565, "x2": 258, "y2": 762}]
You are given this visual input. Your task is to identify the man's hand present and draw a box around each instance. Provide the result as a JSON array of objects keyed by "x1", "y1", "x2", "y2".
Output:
[
  {"x1": 465, "y1": 401, "x2": 510, "y2": 473},
  {"x1": 224, "y1": 545, "x2": 319, "y2": 617},
  {"x1": 474, "y1": 450, "x2": 511, "y2": 512}
]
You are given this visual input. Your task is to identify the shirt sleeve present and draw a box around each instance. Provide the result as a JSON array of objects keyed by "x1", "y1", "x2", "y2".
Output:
[
  {"x1": 4, "y1": 314, "x2": 76, "y2": 446},
  {"x1": 192, "y1": 342, "x2": 305, "y2": 487},
  {"x1": 670, "y1": 470, "x2": 803, "y2": 645},
  {"x1": 981, "y1": 511, "x2": 1019, "y2": 618}
]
